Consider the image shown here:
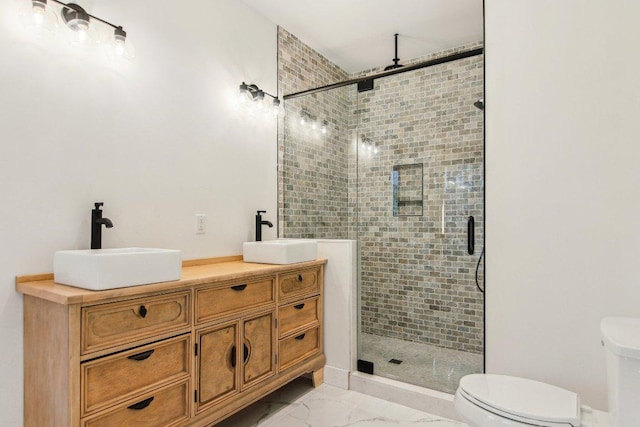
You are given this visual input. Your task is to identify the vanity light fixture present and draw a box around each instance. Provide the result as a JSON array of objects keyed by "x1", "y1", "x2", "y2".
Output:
[
  {"x1": 22, "y1": 0, "x2": 132, "y2": 57},
  {"x1": 361, "y1": 136, "x2": 379, "y2": 156},
  {"x1": 239, "y1": 82, "x2": 281, "y2": 115}
]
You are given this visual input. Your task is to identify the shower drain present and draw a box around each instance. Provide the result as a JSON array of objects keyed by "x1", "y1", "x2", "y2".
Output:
[{"x1": 388, "y1": 358, "x2": 403, "y2": 365}]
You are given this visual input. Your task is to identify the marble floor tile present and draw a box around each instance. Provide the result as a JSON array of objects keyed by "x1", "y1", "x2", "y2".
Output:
[{"x1": 217, "y1": 377, "x2": 467, "y2": 427}]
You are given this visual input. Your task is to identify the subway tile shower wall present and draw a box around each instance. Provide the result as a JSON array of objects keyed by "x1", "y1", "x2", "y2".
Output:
[
  {"x1": 278, "y1": 27, "x2": 484, "y2": 354},
  {"x1": 278, "y1": 28, "x2": 351, "y2": 238}
]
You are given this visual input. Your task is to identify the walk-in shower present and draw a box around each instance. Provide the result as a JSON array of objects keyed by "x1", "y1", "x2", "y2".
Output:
[{"x1": 279, "y1": 37, "x2": 484, "y2": 394}]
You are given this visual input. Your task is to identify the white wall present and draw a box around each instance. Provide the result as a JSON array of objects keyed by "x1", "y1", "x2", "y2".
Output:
[
  {"x1": 0, "y1": 0, "x2": 277, "y2": 424},
  {"x1": 486, "y1": 0, "x2": 640, "y2": 410},
  {"x1": 317, "y1": 239, "x2": 357, "y2": 389}
]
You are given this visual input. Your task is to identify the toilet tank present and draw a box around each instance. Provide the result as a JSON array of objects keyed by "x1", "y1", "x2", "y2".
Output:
[{"x1": 600, "y1": 317, "x2": 640, "y2": 427}]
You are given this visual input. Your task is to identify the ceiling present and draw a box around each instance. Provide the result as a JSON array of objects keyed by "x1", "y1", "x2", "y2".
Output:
[{"x1": 240, "y1": 0, "x2": 483, "y2": 73}]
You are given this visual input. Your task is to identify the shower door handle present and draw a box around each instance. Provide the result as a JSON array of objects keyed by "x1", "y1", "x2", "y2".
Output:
[{"x1": 467, "y1": 216, "x2": 475, "y2": 255}]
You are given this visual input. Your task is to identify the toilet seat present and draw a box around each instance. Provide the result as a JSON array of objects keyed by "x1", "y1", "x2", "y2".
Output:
[{"x1": 457, "y1": 374, "x2": 581, "y2": 427}]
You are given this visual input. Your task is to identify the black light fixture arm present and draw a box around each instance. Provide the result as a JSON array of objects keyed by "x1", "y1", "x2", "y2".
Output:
[
  {"x1": 263, "y1": 91, "x2": 278, "y2": 100},
  {"x1": 240, "y1": 82, "x2": 277, "y2": 100},
  {"x1": 49, "y1": 0, "x2": 124, "y2": 32}
]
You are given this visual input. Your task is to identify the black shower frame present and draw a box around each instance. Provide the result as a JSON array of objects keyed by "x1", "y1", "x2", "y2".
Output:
[{"x1": 283, "y1": 47, "x2": 484, "y2": 100}]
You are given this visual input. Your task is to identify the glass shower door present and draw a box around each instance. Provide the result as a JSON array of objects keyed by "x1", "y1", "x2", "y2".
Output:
[{"x1": 355, "y1": 58, "x2": 484, "y2": 393}]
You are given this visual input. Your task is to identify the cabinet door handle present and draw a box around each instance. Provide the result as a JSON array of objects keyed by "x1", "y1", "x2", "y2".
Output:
[
  {"x1": 139, "y1": 305, "x2": 147, "y2": 318},
  {"x1": 230, "y1": 345, "x2": 236, "y2": 368},
  {"x1": 127, "y1": 396, "x2": 154, "y2": 410},
  {"x1": 231, "y1": 284, "x2": 247, "y2": 291},
  {"x1": 297, "y1": 274, "x2": 303, "y2": 282},
  {"x1": 231, "y1": 344, "x2": 250, "y2": 367},
  {"x1": 243, "y1": 343, "x2": 250, "y2": 364},
  {"x1": 127, "y1": 349, "x2": 154, "y2": 361},
  {"x1": 294, "y1": 333, "x2": 306, "y2": 341},
  {"x1": 294, "y1": 303, "x2": 305, "y2": 310}
]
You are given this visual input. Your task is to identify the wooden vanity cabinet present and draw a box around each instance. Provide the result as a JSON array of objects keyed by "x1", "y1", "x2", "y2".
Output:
[{"x1": 17, "y1": 259, "x2": 325, "y2": 427}]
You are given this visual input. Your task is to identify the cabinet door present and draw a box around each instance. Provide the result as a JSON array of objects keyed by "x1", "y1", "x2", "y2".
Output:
[
  {"x1": 242, "y1": 311, "x2": 275, "y2": 389},
  {"x1": 196, "y1": 321, "x2": 238, "y2": 413}
]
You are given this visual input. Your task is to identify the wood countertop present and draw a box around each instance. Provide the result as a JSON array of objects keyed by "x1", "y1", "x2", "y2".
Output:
[{"x1": 15, "y1": 257, "x2": 327, "y2": 305}]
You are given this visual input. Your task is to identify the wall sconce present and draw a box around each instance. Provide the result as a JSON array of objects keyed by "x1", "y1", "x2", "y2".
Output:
[
  {"x1": 239, "y1": 82, "x2": 281, "y2": 115},
  {"x1": 20, "y1": 0, "x2": 133, "y2": 58}
]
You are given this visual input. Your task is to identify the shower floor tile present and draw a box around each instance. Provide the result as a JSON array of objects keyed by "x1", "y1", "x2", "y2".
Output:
[{"x1": 360, "y1": 333, "x2": 483, "y2": 394}]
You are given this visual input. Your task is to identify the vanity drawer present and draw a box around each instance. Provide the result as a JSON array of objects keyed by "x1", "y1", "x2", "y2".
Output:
[
  {"x1": 81, "y1": 291, "x2": 191, "y2": 355},
  {"x1": 196, "y1": 278, "x2": 275, "y2": 323},
  {"x1": 82, "y1": 334, "x2": 190, "y2": 416},
  {"x1": 278, "y1": 326, "x2": 320, "y2": 371},
  {"x1": 81, "y1": 380, "x2": 190, "y2": 427},
  {"x1": 278, "y1": 268, "x2": 320, "y2": 301},
  {"x1": 279, "y1": 296, "x2": 320, "y2": 338}
]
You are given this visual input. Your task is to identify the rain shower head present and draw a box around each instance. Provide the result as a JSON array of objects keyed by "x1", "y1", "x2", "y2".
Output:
[
  {"x1": 384, "y1": 33, "x2": 403, "y2": 71},
  {"x1": 474, "y1": 98, "x2": 484, "y2": 110}
]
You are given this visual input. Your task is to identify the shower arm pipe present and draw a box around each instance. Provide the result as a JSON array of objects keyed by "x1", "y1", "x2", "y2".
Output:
[
  {"x1": 391, "y1": 33, "x2": 400, "y2": 68},
  {"x1": 283, "y1": 47, "x2": 483, "y2": 100}
]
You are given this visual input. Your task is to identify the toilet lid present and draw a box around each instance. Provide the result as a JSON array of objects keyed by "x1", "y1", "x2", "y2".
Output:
[{"x1": 459, "y1": 374, "x2": 581, "y2": 427}]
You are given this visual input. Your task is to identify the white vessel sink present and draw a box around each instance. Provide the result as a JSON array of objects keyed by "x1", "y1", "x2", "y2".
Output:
[
  {"x1": 54, "y1": 248, "x2": 182, "y2": 290},
  {"x1": 243, "y1": 240, "x2": 318, "y2": 265}
]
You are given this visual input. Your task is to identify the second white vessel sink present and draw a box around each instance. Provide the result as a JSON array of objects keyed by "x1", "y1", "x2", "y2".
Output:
[
  {"x1": 243, "y1": 239, "x2": 317, "y2": 265},
  {"x1": 53, "y1": 247, "x2": 182, "y2": 291}
]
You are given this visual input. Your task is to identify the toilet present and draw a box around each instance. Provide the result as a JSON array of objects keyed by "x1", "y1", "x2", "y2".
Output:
[{"x1": 454, "y1": 317, "x2": 640, "y2": 427}]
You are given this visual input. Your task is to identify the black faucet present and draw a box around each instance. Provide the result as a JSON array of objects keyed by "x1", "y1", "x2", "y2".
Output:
[
  {"x1": 255, "y1": 210, "x2": 273, "y2": 242},
  {"x1": 91, "y1": 202, "x2": 114, "y2": 249}
]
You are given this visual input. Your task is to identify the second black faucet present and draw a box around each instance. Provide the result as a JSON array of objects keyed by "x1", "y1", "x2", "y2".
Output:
[
  {"x1": 255, "y1": 210, "x2": 273, "y2": 242},
  {"x1": 91, "y1": 202, "x2": 114, "y2": 249}
]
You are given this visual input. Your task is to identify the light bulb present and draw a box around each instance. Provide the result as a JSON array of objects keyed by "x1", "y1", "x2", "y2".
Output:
[
  {"x1": 21, "y1": 0, "x2": 58, "y2": 33},
  {"x1": 32, "y1": 5, "x2": 45, "y2": 25},
  {"x1": 311, "y1": 122, "x2": 317, "y2": 130},
  {"x1": 300, "y1": 117, "x2": 306, "y2": 126},
  {"x1": 321, "y1": 127, "x2": 327, "y2": 134},
  {"x1": 113, "y1": 27, "x2": 127, "y2": 56},
  {"x1": 61, "y1": 3, "x2": 91, "y2": 42},
  {"x1": 374, "y1": 147, "x2": 379, "y2": 154},
  {"x1": 115, "y1": 40, "x2": 125, "y2": 56}
]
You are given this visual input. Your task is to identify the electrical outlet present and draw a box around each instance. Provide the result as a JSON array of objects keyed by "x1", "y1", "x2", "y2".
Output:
[{"x1": 196, "y1": 214, "x2": 206, "y2": 234}]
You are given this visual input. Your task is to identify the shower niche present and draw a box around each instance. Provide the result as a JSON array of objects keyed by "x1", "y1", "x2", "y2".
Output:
[{"x1": 392, "y1": 163, "x2": 423, "y2": 217}]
